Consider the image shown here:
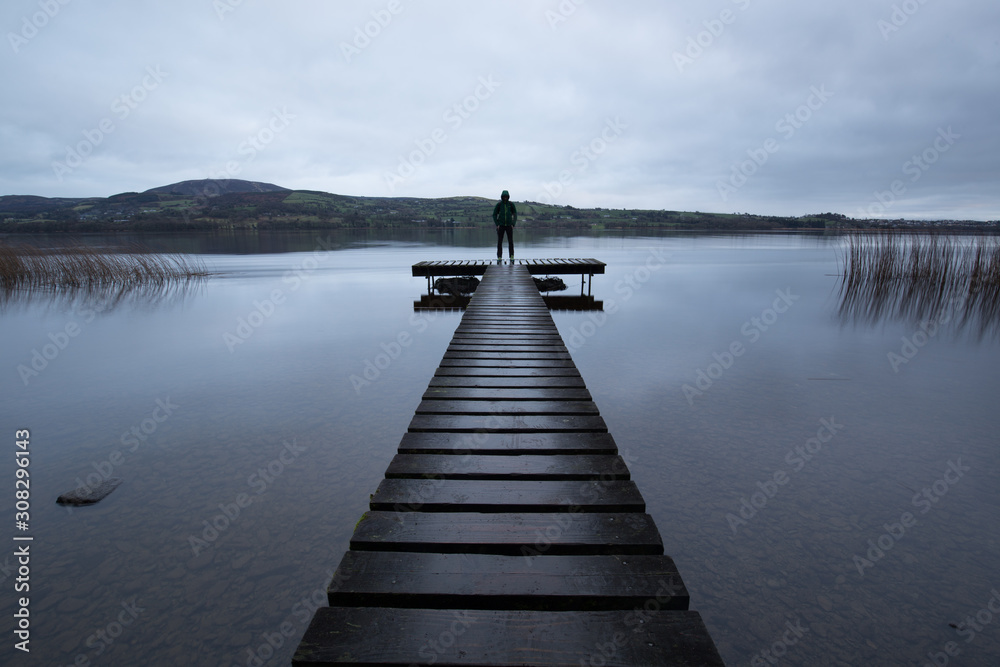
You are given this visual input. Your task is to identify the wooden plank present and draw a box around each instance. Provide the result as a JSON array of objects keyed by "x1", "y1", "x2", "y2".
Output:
[
  {"x1": 350, "y1": 511, "x2": 663, "y2": 555},
  {"x1": 411, "y1": 259, "x2": 606, "y2": 278},
  {"x1": 415, "y1": 400, "x2": 599, "y2": 415},
  {"x1": 462, "y1": 312, "x2": 550, "y2": 316},
  {"x1": 398, "y1": 433, "x2": 617, "y2": 456},
  {"x1": 294, "y1": 607, "x2": 723, "y2": 666},
  {"x1": 408, "y1": 415, "x2": 607, "y2": 433},
  {"x1": 465, "y1": 306, "x2": 548, "y2": 310},
  {"x1": 421, "y1": 387, "x2": 592, "y2": 400},
  {"x1": 455, "y1": 324, "x2": 557, "y2": 330},
  {"x1": 452, "y1": 332, "x2": 562, "y2": 337},
  {"x1": 463, "y1": 306, "x2": 547, "y2": 310},
  {"x1": 457, "y1": 323, "x2": 553, "y2": 328},
  {"x1": 446, "y1": 341, "x2": 562, "y2": 347},
  {"x1": 453, "y1": 328, "x2": 558, "y2": 333},
  {"x1": 442, "y1": 351, "x2": 572, "y2": 360},
  {"x1": 385, "y1": 454, "x2": 629, "y2": 480},
  {"x1": 456, "y1": 311, "x2": 548, "y2": 315},
  {"x1": 371, "y1": 478, "x2": 644, "y2": 513},
  {"x1": 462, "y1": 314, "x2": 548, "y2": 317},
  {"x1": 326, "y1": 552, "x2": 688, "y2": 610},
  {"x1": 449, "y1": 335, "x2": 560, "y2": 341},
  {"x1": 453, "y1": 330, "x2": 560, "y2": 337},
  {"x1": 543, "y1": 296, "x2": 604, "y2": 311},
  {"x1": 445, "y1": 348, "x2": 569, "y2": 355},
  {"x1": 438, "y1": 359, "x2": 577, "y2": 368},
  {"x1": 463, "y1": 316, "x2": 549, "y2": 320},
  {"x1": 412, "y1": 265, "x2": 489, "y2": 277},
  {"x1": 427, "y1": 376, "x2": 587, "y2": 388},
  {"x1": 456, "y1": 317, "x2": 551, "y2": 322},
  {"x1": 445, "y1": 348, "x2": 570, "y2": 356},
  {"x1": 527, "y1": 261, "x2": 607, "y2": 275},
  {"x1": 432, "y1": 367, "x2": 582, "y2": 377},
  {"x1": 450, "y1": 337, "x2": 566, "y2": 346},
  {"x1": 457, "y1": 321, "x2": 554, "y2": 328},
  {"x1": 461, "y1": 311, "x2": 548, "y2": 315}
]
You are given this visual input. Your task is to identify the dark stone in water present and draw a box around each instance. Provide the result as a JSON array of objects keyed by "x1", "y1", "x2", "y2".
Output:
[
  {"x1": 434, "y1": 276, "x2": 480, "y2": 296},
  {"x1": 534, "y1": 276, "x2": 567, "y2": 292},
  {"x1": 57, "y1": 478, "x2": 122, "y2": 506}
]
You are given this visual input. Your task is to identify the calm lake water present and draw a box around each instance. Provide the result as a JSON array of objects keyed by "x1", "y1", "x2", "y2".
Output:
[{"x1": 1, "y1": 229, "x2": 998, "y2": 666}]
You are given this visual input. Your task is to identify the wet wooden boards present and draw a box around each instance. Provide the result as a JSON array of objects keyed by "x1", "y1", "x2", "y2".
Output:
[
  {"x1": 412, "y1": 258, "x2": 607, "y2": 297},
  {"x1": 411, "y1": 258, "x2": 607, "y2": 278},
  {"x1": 293, "y1": 263, "x2": 724, "y2": 666}
]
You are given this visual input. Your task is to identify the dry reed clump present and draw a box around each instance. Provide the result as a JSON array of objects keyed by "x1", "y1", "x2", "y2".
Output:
[
  {"x1": 838, "y1": 231, "x2": 1000, "y2": 336},
  {"x1": 0, "y1": 241, "x2": 207, "y2": 290}
]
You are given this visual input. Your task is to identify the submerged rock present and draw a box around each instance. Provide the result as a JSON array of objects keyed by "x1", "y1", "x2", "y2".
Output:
[
  {"x1": 434, "y1": 276, "x2": 480, "y2": 296},
  {"x1": 56, "y1": 478, "x2": 122, "y2": 506},
  {"x1": 533, "y1": 276, "x2": 567, "y2": 292}
]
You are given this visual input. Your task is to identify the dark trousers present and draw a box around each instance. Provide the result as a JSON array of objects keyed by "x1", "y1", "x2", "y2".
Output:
[{"x1": 496, "y1": 225, "x2": 514, "y2": 257}]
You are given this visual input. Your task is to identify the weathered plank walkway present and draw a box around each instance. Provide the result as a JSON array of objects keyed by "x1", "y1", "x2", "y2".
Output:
[{"x1": 293, "y1": 263, "x2": 724, "y2": 666}]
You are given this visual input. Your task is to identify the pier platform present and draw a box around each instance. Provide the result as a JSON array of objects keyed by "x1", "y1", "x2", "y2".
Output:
[
  {"x1": 412, "y1": 258, "x2": 606, "y2": 295},
  {"x1": 293, "y1": 263, "x2": 723, "y2": 666}
]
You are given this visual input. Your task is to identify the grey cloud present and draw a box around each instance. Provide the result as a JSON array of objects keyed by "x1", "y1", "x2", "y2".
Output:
[{"x1": 0, "y1": 0, "x2": 996, "y2": 220}]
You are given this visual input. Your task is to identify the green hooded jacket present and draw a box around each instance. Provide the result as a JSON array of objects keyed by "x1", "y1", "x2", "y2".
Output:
[{"x1": 493, "y1": 192, "x2": 517, "y2": 227}]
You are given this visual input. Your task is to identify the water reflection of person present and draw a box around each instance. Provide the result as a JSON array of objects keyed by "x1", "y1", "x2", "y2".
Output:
[{"x1": 493, "y1": 189, "x2": 517, "y2": 260}]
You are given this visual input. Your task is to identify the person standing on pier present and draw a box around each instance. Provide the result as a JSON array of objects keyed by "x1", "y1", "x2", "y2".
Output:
[{"x1": 493, "y1": 189, "x2": 517, "y2": 260}]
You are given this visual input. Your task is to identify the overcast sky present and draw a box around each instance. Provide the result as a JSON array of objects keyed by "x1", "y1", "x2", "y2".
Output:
[{"x1": 2, "y1": 0, "x2": 998, "y2": 220}]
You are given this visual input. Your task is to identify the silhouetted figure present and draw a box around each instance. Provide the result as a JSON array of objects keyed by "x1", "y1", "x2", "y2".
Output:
[{"x1": 493, "y1": 189, "x2": 517, "y2": 260}]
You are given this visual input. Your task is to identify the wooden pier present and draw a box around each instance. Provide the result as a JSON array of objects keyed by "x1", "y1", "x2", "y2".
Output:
[
  {"x1": 412, "y1": 258, "x2": 606, "y2": 295},
  {"x1": 293, "y1": 263, "x2": 724, "y2": 666}
]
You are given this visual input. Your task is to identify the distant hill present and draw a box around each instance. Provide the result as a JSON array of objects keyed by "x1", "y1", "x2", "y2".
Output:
[
  {"x1": 143, "y1": 179, "x2": 290, "y2": 196},
  {"x1": 0, "y1": 195, "x2": 88, "y2": 215},
  {"x1": 0, "y1": 181, "x2": 993, "y2": 232}
]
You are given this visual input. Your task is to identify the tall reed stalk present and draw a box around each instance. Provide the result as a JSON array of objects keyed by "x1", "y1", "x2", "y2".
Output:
[
  {"x1": 0, "y1": 241, "x2": 206, "y2": 290},
  {"x1": 838, "y1": 231, "x2": 1000, "y2": 336}
]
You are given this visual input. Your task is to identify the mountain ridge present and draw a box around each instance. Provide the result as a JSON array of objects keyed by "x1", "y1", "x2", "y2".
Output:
[
  {"x1": 0, "y1": 179, "x2": 993, "y2": 232},
  {"x1": 143, "y1": 179, "x2": 290, "y2": 196}
]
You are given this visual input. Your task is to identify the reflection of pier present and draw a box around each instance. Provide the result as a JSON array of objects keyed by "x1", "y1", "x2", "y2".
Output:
[
  {"x1": 412, "y1": 258, "x2": 606, "y2": 295},
  {"x1": 294, "y1": 263, "x2": 724, "y2": 666}
]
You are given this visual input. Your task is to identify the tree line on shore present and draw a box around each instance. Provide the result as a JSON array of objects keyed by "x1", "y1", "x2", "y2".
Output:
[{"x1": 1, "y1": 183, "x2": 994, "y2": 233}]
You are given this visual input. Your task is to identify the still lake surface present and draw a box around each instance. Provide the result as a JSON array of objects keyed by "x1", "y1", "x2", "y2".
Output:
[{"x1": 1, "y1": 229, "x2": 998, "y2": 666}]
